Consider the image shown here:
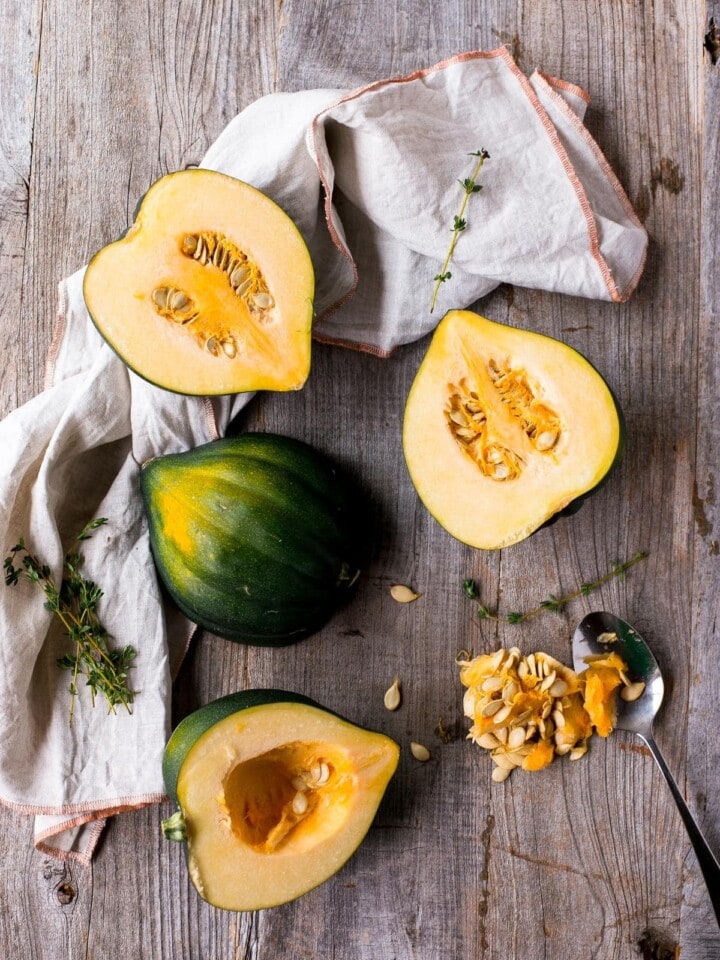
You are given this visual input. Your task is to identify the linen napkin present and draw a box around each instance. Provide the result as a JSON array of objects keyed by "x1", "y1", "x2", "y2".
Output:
[{"x1": 0, "y1": 47, "x2": 647, "y2": 862}]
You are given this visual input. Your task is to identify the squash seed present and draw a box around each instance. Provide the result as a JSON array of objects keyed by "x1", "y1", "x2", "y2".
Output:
[
  {"x1": 410, "y1": 742, "x2": 430, "y2": 762},
  {"x1": 230, "y1": 266, "x2": 249, "y2": 287},
  {"x1": 292, "y1": 791, "x2": 308, "y2": 815},
  {"x1": 492, "y1": 752, "x2": 516, "y2": 770},
  {"x1": 535, "y1": 430, "x2": 558, "y2": 451},
  {"x1": 476, "y1": 732, "x2": 500, "y2": 750},
  {"x1": 491, "y1": 765, "x2": 512, "y2": 782},
  {"x1": 390, "y1": 584, "x2": 421, "y2": 603},
  {"x1": 482, "y1": 699, "x2": 505, "y2": 718},
  {"x1": 311, "y1": 761, "x2": 331, "y2": 785},
  {"x1": 384, "y1": 676, "x2": 402, "y2": 711},
  {"x1": 462, "y1": 687, "x2": 477, "y2": 716},
  {"x1": 620, "y1": 681, "x2": 646, "y2": 702},
  {"x1": 152, "y1": 287, "x2": 169, "y2": 309},
  {"x1": 493, "y1": 703, "x2": 513, "y2": 725},
  {"x1": 481, "y1": 676, "x2": 504, "y2": 693},
  {"x1": 549, "y1": 678, "x2": 569, "y2": 697},
  {"x1": 170, "y1": 290, "x2": 190, "y2": 311},
  {"x1": 252, "y1": 292, "x2": 274, "y2": 310},
  {"x1": 507, "y1": 726, "x2": 526, "y2": 749}
]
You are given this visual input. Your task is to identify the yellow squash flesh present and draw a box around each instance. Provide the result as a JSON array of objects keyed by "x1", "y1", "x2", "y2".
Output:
[
  {"x1": 83, "y1": 170, "x2": 314, "y2": 395},
  {"x1": 403, "y1": 310, "x2": 622, "y2": 549},
  {"x1": 175, "y1": 702, "x2": 399, "y2": 911}
]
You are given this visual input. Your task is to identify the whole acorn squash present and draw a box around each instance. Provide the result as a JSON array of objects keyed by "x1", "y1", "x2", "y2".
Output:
[
  {"x1": 161, "y1": 690, "x2": 399, "y2": 911},
  {"x1": 403, "y1": 310, "x2": 623, "y2": 549},
  {"x1": 141, "y1": 434, "x2": 366, "y2": 645},
  {"x1": 83, "y1": 170, "x2": 314, "y2": 396}
]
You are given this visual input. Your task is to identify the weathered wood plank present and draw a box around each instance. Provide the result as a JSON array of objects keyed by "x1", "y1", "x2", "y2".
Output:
[
  {"x1": 0, "y1": 0, "x2": 40, "y2": 408},
  {"x1": 681, "y1": 3, "x2": 720, "y2": 957},
  {"x1": 0, "y1": 2, "x2": 73, "y2": 956},
  {"x1": 0, "y1": 0, "x2": 717, "y2": 957}
]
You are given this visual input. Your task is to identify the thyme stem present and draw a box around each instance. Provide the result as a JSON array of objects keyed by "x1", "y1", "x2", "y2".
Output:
[
  {"x1": 4, "y1": 518, "x2": 136, "y2": 723},
  {"x1": 462, "y1": 551, "x2": 648, "y2": 625},
  {"x1": 430, "y1": 148, "x2": 490, "y2": 313}
]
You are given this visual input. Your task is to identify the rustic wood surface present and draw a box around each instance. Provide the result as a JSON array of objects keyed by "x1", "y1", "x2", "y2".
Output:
[{"x1": 1, "y1": 1, "x2": 719, "y2": 957}]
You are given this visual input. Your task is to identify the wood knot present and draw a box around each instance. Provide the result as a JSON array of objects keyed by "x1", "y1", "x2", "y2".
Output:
[
  {"x1": 705, "y1": 17, "x2": 720, "y2": 64},
  {"x1": 56, "y1": 882, "x2": 76, "y2": 905}
]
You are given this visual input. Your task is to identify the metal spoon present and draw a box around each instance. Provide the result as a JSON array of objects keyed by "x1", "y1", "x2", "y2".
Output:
[{"x1": 572, "y1": 611, "x2": 720, "y2": 926}]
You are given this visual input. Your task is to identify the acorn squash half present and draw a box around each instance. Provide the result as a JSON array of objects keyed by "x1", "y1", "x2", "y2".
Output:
[
  {"x1": 162, "y1": 691, "x2": 399, "y2": 911},
  {"x1": 83, "y1": 170, "x2": 314, "y2": 395},
  {"x1": 403, "y1": 311, "x2": 623, "y2": 549}
]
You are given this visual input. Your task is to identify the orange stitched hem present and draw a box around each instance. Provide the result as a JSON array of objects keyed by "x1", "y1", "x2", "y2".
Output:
[
  {"x1": 36, "y1": 819, "x2": 107, "y2": 865},
  {"x1": 1, "y1": 791, "x2": 169, "y2": 865},
  {"x1": 505, "y1": 58, "x2": 641, "y2": 303},
  {"x1": 312, "y1": 330, "x2": 393, "y2": 358},
  {"x1": 530, "y1": 70, "x2": 647, "y2": 301},
  {"x1": 0, "y1": 789, "x2": 167, "y2": 818},
  {"x1": 532, "y1": 71, "x2": 643, "y2": 230},
  {"x1": 539, "y1": 72, "x2": 591, "y2": 105}
]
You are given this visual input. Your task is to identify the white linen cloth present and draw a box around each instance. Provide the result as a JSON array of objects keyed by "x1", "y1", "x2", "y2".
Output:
[{"x1": 0, "y1": 49, "x2": 647, "y2": 861}]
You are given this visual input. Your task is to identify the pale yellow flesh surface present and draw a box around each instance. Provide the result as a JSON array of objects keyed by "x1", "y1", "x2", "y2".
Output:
[
  {"x1": 83, "y1": 171, "x2": 314, "y2": 395},
  {"x1": 403, "y1": 310, "x2": 621, "y2": 549},
  {"x1": 177, "y1": 703, "x2": 399, "y2": 911}
]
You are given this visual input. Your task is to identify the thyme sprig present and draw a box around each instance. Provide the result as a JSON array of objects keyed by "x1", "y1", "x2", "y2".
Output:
[
  {"x1": 430, "y1": 148, "x2": 490, "y2": 313},
  {"x1": 4, "y1": 518, "x2": 136, "y2": 723},
  {"x1": 462, "y1": 551, "x2": 648, "y2": 625}
]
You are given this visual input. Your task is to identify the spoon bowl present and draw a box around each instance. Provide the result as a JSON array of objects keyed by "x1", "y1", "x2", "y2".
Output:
[
  {"x1": 572, "y1": 612, "x2": 720, "y2": 926},
  {"x1": 572, "y1": 610, "x2": 664, "y2": 737}
]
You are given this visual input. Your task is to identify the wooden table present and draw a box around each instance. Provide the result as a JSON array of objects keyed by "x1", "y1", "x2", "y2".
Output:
[{"x1": 1, "y1": 2, "x2": 719, "y2": 957}]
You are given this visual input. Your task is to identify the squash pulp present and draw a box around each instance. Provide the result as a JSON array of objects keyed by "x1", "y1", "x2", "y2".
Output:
[
  {"x1": 403, "y1": 310, "x2": 623, "y2": 549},
  {"x1": 83, "y1": 170, "x2": 314, "y2": 395},
  {"x1": 162, "y1": 691, "x2": 399, "y2": 911}
]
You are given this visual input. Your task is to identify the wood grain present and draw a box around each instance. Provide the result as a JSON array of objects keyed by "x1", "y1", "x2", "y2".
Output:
[{"x1": 1, "y1": 0, "x2": 719, "y2": 957}]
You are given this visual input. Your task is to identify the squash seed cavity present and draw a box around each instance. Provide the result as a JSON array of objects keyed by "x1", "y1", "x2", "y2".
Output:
[
  {"x1": 151, "y1": 232, "x2": 277, "y2": 362},
  {"x1": 221, "y1": 744, "x2": 339, "y2": 853},
  {"x1": 151, "y1": 283, "x2": 243, "y2": 361},
  {"x1": 445, "y1": 362, "x2": 562, "y2": 481},
  {"x1": 181, "y1": 231, "x2": 275, "y2": 322}
]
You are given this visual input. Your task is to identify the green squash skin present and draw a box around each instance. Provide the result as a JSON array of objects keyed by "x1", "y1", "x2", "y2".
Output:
[
  {"x1": 163, "y1": 689, "x2": 323, "y2": 806},
  {"x1": 141, "y1": 434, "x2": 368, "y2": 645}
]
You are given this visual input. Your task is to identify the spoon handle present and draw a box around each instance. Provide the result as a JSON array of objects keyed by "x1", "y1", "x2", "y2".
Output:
[{"x1": 641, "y1": 732, "x2": 720, "y2": 926}]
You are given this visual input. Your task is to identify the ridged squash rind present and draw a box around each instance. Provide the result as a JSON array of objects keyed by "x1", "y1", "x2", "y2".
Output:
[{"x1": 141, "y1": 433, "x2": 367, "y2": 645}]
